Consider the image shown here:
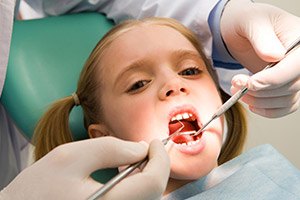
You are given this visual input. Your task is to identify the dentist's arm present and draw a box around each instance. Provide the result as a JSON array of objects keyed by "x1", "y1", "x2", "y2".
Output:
[
  {"x1": 221, "y1": 0, "x2": 300, "y2": 118},
  {"x1": 0, "y1": 138, "x2": 170, "y2": 200}
]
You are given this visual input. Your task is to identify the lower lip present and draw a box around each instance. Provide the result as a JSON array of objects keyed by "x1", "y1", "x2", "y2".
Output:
[{"x1": 172, "y1": 132, "x2": 206, "y2": 155}]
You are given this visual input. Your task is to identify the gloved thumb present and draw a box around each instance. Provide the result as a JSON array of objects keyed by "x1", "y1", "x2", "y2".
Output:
[
  {"x1": 232, "y1": 73, "x2": 273, "y2": 93},
  {"x1": 231, "y1": 74, "x2": 249, "y2": 89}
]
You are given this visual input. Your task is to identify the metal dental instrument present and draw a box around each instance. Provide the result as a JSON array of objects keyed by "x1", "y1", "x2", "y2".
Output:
[
  {"x1": 191, "y1": 36, "x2": 300, "y2": 137},
  {"x1": 88, "y1": 122, "x2": 184, "y2": 200}
]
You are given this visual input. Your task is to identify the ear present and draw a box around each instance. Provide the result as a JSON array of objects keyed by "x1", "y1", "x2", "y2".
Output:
[{"x1": 88, "y1": 124, "x2": 111, "y2": 138}]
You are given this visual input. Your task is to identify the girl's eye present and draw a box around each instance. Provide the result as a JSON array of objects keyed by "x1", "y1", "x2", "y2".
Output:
[
  {"x1": 179, "y1": 67, "x2": 201, "y2": 76},
  {"x1": 127, "y1": 80, "x2": 150, "y2": 93}
]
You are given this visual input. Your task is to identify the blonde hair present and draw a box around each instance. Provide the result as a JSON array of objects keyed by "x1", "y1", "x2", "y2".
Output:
[{"x1": 33, "y1": 17, "x2": 247, "y2": 164}]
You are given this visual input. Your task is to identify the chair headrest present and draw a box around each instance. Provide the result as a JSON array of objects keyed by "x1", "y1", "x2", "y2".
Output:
[{"x1": 1, "y1": 13, "x2": 114, "y2": 141}]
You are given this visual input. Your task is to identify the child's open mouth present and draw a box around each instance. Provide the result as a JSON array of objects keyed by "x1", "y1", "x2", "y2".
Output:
[{"x1": 168, "y1": 112, "x2": 203, "y2": 145}]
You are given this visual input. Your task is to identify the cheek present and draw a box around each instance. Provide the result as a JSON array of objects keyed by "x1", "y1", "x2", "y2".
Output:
[
  {"x1": 195, "y1": 76, "x2": 223, "y2": 110},
  {"x1": 205, "y1": 78, "x2": 222, "y2": 103},
  {"x1": 101, "y1": 95, "x2": 156, "y2": 141}
]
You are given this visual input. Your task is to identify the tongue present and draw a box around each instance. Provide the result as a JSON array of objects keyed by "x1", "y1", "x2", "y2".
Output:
[
  {"x1": 168, "y1": 121, "x2": 195, "y2": 135},
  {"x1": 168, "y1": 121, "x2": 197, "y2": 144}
]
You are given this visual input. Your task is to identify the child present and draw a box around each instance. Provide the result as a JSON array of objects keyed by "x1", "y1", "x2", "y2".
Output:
[{"x1": 33, "y1": 17, "x2": 247, "y2": 195}]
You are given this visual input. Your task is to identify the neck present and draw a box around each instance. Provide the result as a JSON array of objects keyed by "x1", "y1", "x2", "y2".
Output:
[{"x1": 164, "y1": 178, "x2": 191, "y2": 195}]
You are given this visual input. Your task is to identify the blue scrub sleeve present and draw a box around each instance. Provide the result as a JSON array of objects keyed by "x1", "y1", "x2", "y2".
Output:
[{"x1": 208, "y1": 0, "x2": 244, "y2": 69}]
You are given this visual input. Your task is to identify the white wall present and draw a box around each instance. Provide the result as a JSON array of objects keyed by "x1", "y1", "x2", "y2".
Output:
[
  {"x1": 244, "y1": 0, "x2": 300, "y2": 168},
  {"x1": 255, "y1": 0, "x2": 300, "y2": 16}
]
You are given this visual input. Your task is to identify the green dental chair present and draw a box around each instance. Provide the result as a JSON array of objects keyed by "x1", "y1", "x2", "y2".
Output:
[{"x1": 0, "y1": 13, "x2": 118, "y2": 183}]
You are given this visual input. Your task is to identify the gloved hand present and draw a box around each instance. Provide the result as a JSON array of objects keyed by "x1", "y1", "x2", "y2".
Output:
[
  {"x1": 221, "y1": 0, "x2": 300, "y2": 118},
  {"x1": 0, "y1": 137, "x2": 170, "y2": 200}
]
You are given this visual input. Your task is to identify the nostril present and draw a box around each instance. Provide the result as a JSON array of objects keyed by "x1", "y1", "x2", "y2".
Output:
[
  {"x1": 165, "y1": 88, "x2": 186, "y2": 97},
  {"x1": 166, "y1": 90, "x2": 173, "y2": 96}
]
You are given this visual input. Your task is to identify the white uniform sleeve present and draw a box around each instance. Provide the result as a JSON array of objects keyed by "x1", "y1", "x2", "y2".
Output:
[
  {"x1": 0, "y1": 0, "x2": 16, "y2": 96},
  {"x1": 0, "y1": 103, "x2": 31, "y2": 190},
  {"x1": 0, "y1": 0, "x2": 31, "y2": 190}
]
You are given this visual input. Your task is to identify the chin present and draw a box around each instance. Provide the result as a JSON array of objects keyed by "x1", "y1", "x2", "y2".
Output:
[
  {"x1": 169, "y1": 155, "x2": 219, "y2": 180},
  {"x1": 167, "y1": 133, "x2": 221, "y2": 180}
]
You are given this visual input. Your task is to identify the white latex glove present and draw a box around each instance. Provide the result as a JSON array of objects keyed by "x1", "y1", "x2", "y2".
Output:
[
  {"x1": 0, "y1": 137, "x2": 170, "y2": 200},
  {"x1": 221, "y1": 0, "x2": 300, "y2": 118}
]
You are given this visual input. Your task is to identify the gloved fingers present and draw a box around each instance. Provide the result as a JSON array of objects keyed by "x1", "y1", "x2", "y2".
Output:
[
  {"x1": 232, "y1": 77, "x2": 300, "y2": 98},
  {"x1": 102, "y1": 139, "x2": 170, "y2": 200},
  {"x1": 18, "y1": 138, "x2": 151, "y2": 200},
  {"x1": 249, "y1": 46, "x2": 300, "y2": 90},
  {"x1": 231, "y1": 46, "x2": 300, "y2": 91},
  {"x1": 236, "y1": 91, "x2": 300, "y2": 109},
  {"x1": 48, "y1": 137, "x2": 148, "y2": 176},
  {"x1": 249, "y1": 78, "x2": 300, "y2": 98},
  {"x1": 232, "y1": 76, "x2": 300, "y2": 117},
  {"x1": 248, "y1": 98, "x2": 300, "y2": 118}
]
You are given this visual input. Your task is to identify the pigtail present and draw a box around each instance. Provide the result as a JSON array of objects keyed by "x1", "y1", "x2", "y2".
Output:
[
  {"x1": 218, "y1": 90, "x2": 248, "y2": 164},
  {"x1": 32, "y1": 96, "x2": 76, "y2": 161}
]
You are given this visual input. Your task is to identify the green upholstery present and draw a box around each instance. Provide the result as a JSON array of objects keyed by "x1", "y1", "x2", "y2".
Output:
[
  {"x1": 1, "y1": 13, "x2": 118, "y2": 183},
  {"x1": 2, "y1": 13, "x2": 113, "y2": 141}
]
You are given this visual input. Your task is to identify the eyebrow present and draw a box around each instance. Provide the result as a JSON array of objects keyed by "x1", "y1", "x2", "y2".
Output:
[
  {"x1": 172, "y1": 49, "x2": 202, "y2": 61},
  {"x1": 113, "y1": 59, "x2": 149, "y2": 90},
  {"x1": 114, "y1": 49, "x2": 204, "y2": 88},
  {"x1": 115, "y1": 59, "x2": 149, "y2": 83}
]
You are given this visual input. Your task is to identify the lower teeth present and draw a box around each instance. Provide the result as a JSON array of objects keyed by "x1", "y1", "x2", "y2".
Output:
[{"x1": 176, "y1": 139, "x2": 200, "y2": 146}]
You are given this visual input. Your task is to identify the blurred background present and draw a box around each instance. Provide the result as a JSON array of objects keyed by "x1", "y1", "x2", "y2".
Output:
[{"x1": 246, "y1": 0, "x2": 300, "y2": 169}]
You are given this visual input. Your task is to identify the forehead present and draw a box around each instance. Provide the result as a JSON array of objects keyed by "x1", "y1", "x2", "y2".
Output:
[
  {"x1": 100, "y1": 24, "x2": 198, "y2": 71},
  {"x1": 111, "y1": 24, "x2": 195, "y2": 50}
]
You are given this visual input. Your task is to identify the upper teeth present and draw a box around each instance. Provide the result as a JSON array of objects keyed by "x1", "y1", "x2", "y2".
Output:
[{"x1": 171, "y1": 112, "x2": 195, "y2": 122}]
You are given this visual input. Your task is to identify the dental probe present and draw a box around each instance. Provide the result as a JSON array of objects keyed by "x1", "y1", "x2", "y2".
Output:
[
  {"x1": 88, "y1": 124, "x2": 184, "y2": 200},
  {"x1": 191, "y1": 36, "x2": 300, "y2": 137}
]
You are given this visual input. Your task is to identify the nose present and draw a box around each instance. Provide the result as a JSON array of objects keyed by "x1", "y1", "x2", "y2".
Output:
[{"x1": 158, "y1": 77, "x2": 190, "y2": 100}]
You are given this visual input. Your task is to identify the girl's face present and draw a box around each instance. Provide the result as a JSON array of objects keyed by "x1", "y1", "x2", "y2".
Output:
[{"x1": 91, "y1": 24, "x2": 223, "y2": 181}]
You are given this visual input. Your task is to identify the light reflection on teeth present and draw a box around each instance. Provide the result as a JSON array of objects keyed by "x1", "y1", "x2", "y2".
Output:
[
  {"x1": 170, "y1": 112, "x2": 196, "y2": 122},
  {"x1": 183, "y1": 113, "x2": 189, "y2": 119}
]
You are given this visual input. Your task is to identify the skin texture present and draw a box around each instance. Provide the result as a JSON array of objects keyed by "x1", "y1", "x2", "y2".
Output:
[{"x1": 88, "y1": 24, "x2": 224, "y2": 193}]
